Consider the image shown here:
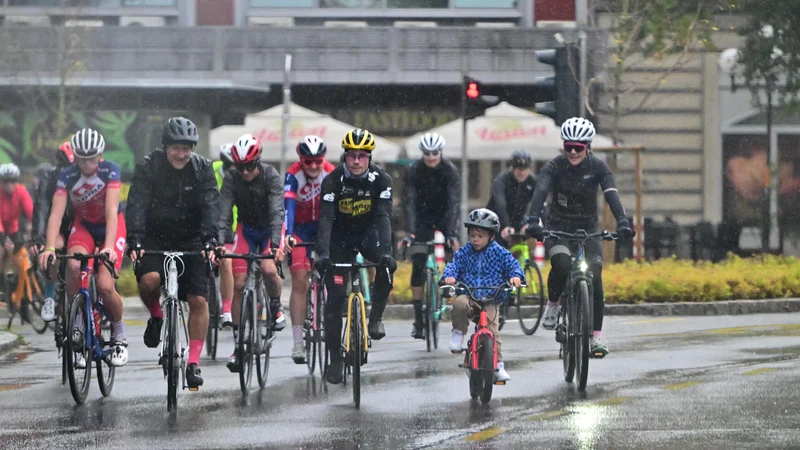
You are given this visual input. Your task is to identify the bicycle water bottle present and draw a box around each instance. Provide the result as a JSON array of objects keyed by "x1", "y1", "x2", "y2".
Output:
[{"x1": 166, "y1": 260, "x2": 178, "y2": 298}]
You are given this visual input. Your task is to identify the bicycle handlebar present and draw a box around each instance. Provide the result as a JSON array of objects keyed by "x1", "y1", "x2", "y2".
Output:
[
  {"x1": 440, "y1": 282, "x2": 524, "y2": 303},
  {"x1": 53, "y1": 253, "x2": 119, "y2": 280},
  {"x1": 542, "y1": 230, "x2": 618, "y2": 242},
  {"x1": 290, "y1": 242, "x2": 316, "y2": 248},
  {"x1": 216, "y1": 252, "x2": 285, "y2": 279}
]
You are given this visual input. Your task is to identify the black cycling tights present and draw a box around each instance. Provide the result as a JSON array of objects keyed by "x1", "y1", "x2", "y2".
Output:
[{"x1": 547, "y1": 252, "x2": 605, "y2": 332}]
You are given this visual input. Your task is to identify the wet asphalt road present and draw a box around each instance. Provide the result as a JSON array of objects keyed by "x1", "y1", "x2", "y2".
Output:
[{"x1": 2, "y1": 309, "x2": 800, "y2": 449}]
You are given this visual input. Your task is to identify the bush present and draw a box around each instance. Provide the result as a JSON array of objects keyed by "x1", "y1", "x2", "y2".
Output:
[
  {"x1": 118, "y1": 267, "x2": 138, "y2": 297},
  {"x1": 388, "y1": 254, "x2": 800, "y2": 304}
]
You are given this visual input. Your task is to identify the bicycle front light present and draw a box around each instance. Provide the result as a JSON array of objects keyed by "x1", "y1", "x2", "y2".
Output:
[{"x1": 579, "y1": 260, "x2": 588, "y2": 273}]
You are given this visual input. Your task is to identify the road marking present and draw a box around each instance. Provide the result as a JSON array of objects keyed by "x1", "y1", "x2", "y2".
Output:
[
  {"x1": 527, "y1": 410, "x2": 567, "y2": 421},
  {"x1": 663, "y1": 381, "x2": 701, "y2": 390},
  {"x1": 465, "y1": 426, "x2": 508, "y2": 441},
  {"x1": 595, "y1": 396, "x2": 635, "y2": 405},
  {"x1": 0, "y1": 383, "x2": 28, "y2": 392},
  {"x1": 124, "y1": 319, "x2": 146, "y2": 326},
  {"x1": 623, "y1": 318, "x2": 683, "y2": 325},
  {"x1": 742, "y1": 367, "x2": 777, "y2": 376}
]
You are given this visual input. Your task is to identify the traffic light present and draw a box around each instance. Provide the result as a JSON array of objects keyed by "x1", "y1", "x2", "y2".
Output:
[
  {"x1": 462, "y1": 75, "x2": 489, "y2": 120},
  {"x1": 533, "y1": 43, "x2": 581, "y2": 125}
]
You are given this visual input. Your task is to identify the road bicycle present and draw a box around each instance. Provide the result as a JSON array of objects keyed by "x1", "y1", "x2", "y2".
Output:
[
  {"x1": 5, "y1": 246, "x2": 48, "y2": 334},
  {"x1": 500, "y1": 233, "x2": 545, "y2": 335},
  {"x1": 54, "y1": 253, "x2": 118, "y2": 405},
  {"x1": 293, "y1": 242, "x2": 326, "y2": 375},
  {"x1": 542, "y1": 230, "x2": 618, "y2": 392},
  {"x1": 403, "y1": 241, "x2": 446, "y2": 352}
]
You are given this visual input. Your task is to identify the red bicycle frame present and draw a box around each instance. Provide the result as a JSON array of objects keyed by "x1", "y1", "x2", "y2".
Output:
[{"x1": 464, "y1": 307, "x2": 498, "y2": 371}]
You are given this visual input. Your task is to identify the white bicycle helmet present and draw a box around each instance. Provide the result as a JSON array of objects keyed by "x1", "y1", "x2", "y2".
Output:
[
  {"x1": 71, "y1": 128, "x2": 106, "y2": 159},
  {"x1": 560, "y1": 117, "x2": 596, "y2": 143},
  {"x1": 464, "y1": 208, "x2": 501, "y2": 233},
  {"x1": 219, "y1": 143, "x2": 234, "y2": 165},
  {"x1": 0, "y1": 163, "x2": 21, "y2": 181},
  {"x1": 418, "y1": 132, "x2": 446, "y2": 152},
  {"x1": 297, "y1": 135, "x2": 328, "y2": 157}
]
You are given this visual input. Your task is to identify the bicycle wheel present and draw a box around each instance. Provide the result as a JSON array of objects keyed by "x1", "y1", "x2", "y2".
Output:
[
  {"x1": 256, "y1": 290, "x2": 271, "y2": 389},
  {"x1": 497, "y1": 304, "x2": 506, "y2": 331},
  {"x1": 206, "y1": 275, "x2": 219, "y2": 360},
  {"x1": 238, "y1": 289, "x2": 255, "y2": 394},
  {"x1": 26, "y1": 271, "x2": 49, "y2": 334},
  {"x1": 66, "y1": 294, "x2": 91, "y2": 405},
  {"x1": 517, "y1": 262, "x2": 545, "y2": 335},
  {"x1": 423, "y1": 273, "x2": 432, "y2": 353},
  {"x1": 351, "y1": 298, "x2": 362, "y2": 409},
  {"x1": 97, "y1": 312, "x2": 115, "y2": 397},
  {"x1": 430, "y1": 272, "x2": 440, "y2": 350},
  {"x1": 576, "y1": 280, "x2": 591, "y2": 391},
  {"x1": 316, "y1": 282, "x2": 326, "y2": 377},
  {"x1": 166, "y1": 299, "x2": 179, "y2": 412},
  {"x1": 561, "y1": 300, "x2": 575, "y2": 383},
  {"x1": 478, "y1": 334, "x2": 494, "y2": 404},
  {"x1": 305, "y1": 281, "x2": 316, "y2": 374},
  {"x1": 57, "y1": 285, "x2": 68, "y2": 385}
]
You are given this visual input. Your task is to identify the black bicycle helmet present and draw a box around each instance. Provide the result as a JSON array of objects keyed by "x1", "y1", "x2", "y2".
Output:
[
  {"x1": 509, "y1": 150, "x2": 532, "y2": 169},
  {"x1": 161, "y1": 116, "x2": 199, "y2": 148}
]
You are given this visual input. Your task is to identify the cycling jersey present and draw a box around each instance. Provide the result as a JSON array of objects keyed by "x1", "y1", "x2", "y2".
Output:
[
  {"x1": 283, "y1": 160, "x2": 336, "y2": 238},
  {"x1": 528, "y1": 154, "x2": 627, "y2": 229},
  {"x1": 212, "y1": 160, "x2": 237, "y2": 236},
  {"x1": 217, "y1": 162, "x2": 283, "y2": 247},
  {"x1": 317, "y1": 164, "x2": 393, "y2": 259},
  {"x1": 486, "y1": 170, "x2": 537, "y2": 231},
  {"x1": 402, "y1": 159, "x2": 460, "y2": 239},
  {"x1": 33, "y1": 166, "x2": 74, "y2": 241},
  {"x1": 0, "y1": 184, "x2": 33, "y2": 235},
  {"x1": 55, "y1": 161, "x2": 121, "y2": 225}
]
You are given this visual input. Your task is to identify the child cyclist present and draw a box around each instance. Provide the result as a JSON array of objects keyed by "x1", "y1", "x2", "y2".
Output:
[{"x1": 442, "y1": 208, "x2": 524, "y2": 382}]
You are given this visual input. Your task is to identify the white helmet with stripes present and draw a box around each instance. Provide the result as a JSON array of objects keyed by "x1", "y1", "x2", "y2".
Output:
[
  {"x1": 560, "y1": 117, "x2": 596, "y2": 143},
  {"x1": 418, "y1": 132, "x2": 446, "y2": 152},
  {"x1": 71, "y1": 128, "x2": 106, "y2": 159}
]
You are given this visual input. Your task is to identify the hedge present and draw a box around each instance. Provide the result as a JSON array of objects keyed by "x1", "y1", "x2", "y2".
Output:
[{"x1": 116, "y1": 254, "x2": 800, "y2": 304}]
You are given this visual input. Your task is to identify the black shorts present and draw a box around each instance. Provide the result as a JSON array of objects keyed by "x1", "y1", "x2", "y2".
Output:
[{"x1": 134, "y1": 239, "x2": 210, "y2": 300}]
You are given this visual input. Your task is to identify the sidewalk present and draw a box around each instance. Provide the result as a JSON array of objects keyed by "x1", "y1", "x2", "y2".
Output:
[{"x1": 0, "y1": 330, "x2": 20, "y2": 356}]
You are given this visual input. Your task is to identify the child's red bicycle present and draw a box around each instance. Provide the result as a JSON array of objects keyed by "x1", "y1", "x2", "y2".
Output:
[{"x1": 441, "y1": 282, "x2": 521, "y2": 404}]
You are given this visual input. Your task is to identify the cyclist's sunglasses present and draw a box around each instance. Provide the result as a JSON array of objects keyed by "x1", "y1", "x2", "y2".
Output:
[
  {"x1": 564, "y1": 142, "x2": 588, "y2": 154},
  {"x1": 236, "y1": 161, "x2": 259, "y2": 173},
  {"x1": 422, "y1": 150, "x2": 440, "y2": 157},
  {"x1": 345, "y1": 151, "x2": 370, "y2": 161},
  {"x1": 302, "y1": 157, "x2": 324, "y2": 166}
]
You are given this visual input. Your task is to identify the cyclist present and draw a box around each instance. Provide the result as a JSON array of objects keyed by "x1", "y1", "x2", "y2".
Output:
[
  {"x1": 0, "y1": 163, "x2": 33, "y2": 299},
  {"x1": 213, "y1": 143, "x2": 237, "y2": 328},
  {"x1": 487, "y1": 150, "x2": 539, "y2": 247},
  {"x1": 525, "y1": 117, "x2": 635, "y2": 357},
  {"x1": 282, "y1": 135, "x2": 336, "y2": 364},
  {"x1": 126, "y1": 116, "x2": 219, "y2": 389},
  {"x1": 38, "y1": 128, "x2": 128, "y2": 367},
  {"x1": 32, "y1": 142, "x2": 75, "y2": 322},
  {"x1": 217, "y1": 133, "x2": 285, "y2": 373},
  {"x1": 399, "y1": 132, "x2": 460, "y2": 340},
  {"x1": 442, "y1": 208, "x2": 523, "y2": 383},
  {"x1": 315, "y1": 128, "x2": 397, "y2": 385}
]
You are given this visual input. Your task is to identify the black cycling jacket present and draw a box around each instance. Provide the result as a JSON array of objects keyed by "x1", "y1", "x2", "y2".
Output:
[
  {"x1": 217, "y1": 162, "x2": 284, "y2": 246},
  {"x1": 126, "y1": 150, "x2": 220, "y2": 246},
  {"x1": 486, "y1": 170, "x2": 537, "y2": 231},
  {"x1": 402, "y1": 159, "x2": 460, "y2": 238},
  {"x1": 528, "y1": 154, "x2": 627, "y2": 229},
  {"x1": 33, "y1": 166, "x2": 74, "y2": 240},
  {"x1": 317, "y1": 164, "x2": 393, "y2": 259}
]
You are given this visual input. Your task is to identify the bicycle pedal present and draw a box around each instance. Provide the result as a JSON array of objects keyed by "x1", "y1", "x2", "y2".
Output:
[
  {"x1": 188, "y1": 387, "x2": 198, "y2": 392},
  {"x1": 591, "y1": 352, "x2": 606, "y2": 359},
  {"x1": 494, "y1": 381, "x2": 507, "y2": 386}
]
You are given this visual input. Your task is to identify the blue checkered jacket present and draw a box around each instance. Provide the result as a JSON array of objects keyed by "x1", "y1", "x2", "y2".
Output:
[{"x1": 442, "y1": 240, "x2": 525, "y2": 303}]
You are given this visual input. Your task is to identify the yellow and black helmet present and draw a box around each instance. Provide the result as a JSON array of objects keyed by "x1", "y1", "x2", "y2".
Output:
[{"x1": 341, "y1": 128, "x2": 376, "y2": 152}]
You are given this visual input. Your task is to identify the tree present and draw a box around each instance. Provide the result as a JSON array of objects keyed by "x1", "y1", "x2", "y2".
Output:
[
  {"x1": 735, "y1": 1, "x2": 800, "y2": 106},
  {"x1": 589, "y1": 0, "x2": 726, "y2": 144}
]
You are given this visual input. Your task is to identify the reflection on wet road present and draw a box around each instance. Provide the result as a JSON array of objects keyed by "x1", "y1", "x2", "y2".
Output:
[{"x1": 2, "y1": 310, "x2": 800, "y2": 449}]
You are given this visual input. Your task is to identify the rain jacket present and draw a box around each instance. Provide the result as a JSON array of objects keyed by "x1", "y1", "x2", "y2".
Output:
[{"x1": 442, "y1": 240, "x2": 524, "y2": 303}]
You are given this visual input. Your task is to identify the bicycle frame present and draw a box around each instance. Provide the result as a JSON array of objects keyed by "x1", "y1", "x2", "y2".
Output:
[{"x1": 344, "y1": 274, "x2": 369, "y2": 354}]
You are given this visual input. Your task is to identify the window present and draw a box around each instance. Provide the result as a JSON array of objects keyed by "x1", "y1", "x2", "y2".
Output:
[
  {"x1": 320, "y1": 0, "x2": 448, "y2": 7},
  {"x1": 454, "y1": 0, "x2": 516, "y2": 7},
  {"x1": 250, "y1": 0, "x2": 314, "y2": 6}
]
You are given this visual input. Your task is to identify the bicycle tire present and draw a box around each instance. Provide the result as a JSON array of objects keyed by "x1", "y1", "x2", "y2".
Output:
[
  {"x1": 66, "y1": 294, "x2": 91, "y2": 405},
  {"x1": 57, "y1": 285, "x2": 68, "y2": 385},
  {"x1": 562, "y1": 299, "x2": 575, "y2": 383},
  {"x1": 256, "y1": 288, "x2": 271, "y2": 389},
  {"x1": 96, "y1": 312, "x2": 115, "y2": 397},
  {"x1": 316, "y1": 282, "x2": 326, "y2": 378},
  {"x1": 239, "y1": 289, "x2": 255, "y2": 394},
  {"x1": 517, "y1": 262, "x2": 545, "y2": 335},
  {"x1": 206, "y1": 275, "x2": 219, "y2": 360},
  {"x1": 27, "y1": 270, "x2": 49, "y2": 334},
  {"x1": 497, "y1": 304, "x2": 506, "y2": 331},
  {"x1": 305, "y1": 281, "x2": 315, "y2": 374},
  {"x1": 576, "y1": 280, "x2": 591, "y2": 391},
  {"x1": 352, "y1": 298, "x2": 362, "y2": 409},
  {"x1": 478, "y1": 334, "x2": 494, "y2": 404},
  {"x1": 424, "y1": 273, "x2": 432, "y2": 353},
  {"x1": 166, "y1": 298, "x2": 179, "y2": 412}
]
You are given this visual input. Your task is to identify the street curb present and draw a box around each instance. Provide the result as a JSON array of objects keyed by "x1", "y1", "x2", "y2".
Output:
[
  {"x1": 0, "y1": 333, "x2": 21, "y2": 357},
  {"x1": 121, "y1": 297, "x2": 800, "y2": 320}
]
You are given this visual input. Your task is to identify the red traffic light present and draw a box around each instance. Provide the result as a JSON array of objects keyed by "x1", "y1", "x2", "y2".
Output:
[{"x1": 466, "y1": 82, "x2": 480, "y2": 99}]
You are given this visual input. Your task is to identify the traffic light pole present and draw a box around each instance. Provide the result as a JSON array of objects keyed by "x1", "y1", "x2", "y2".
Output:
[{"x1": 460, "y1": 74, "x2": 469, "y2": 244}]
